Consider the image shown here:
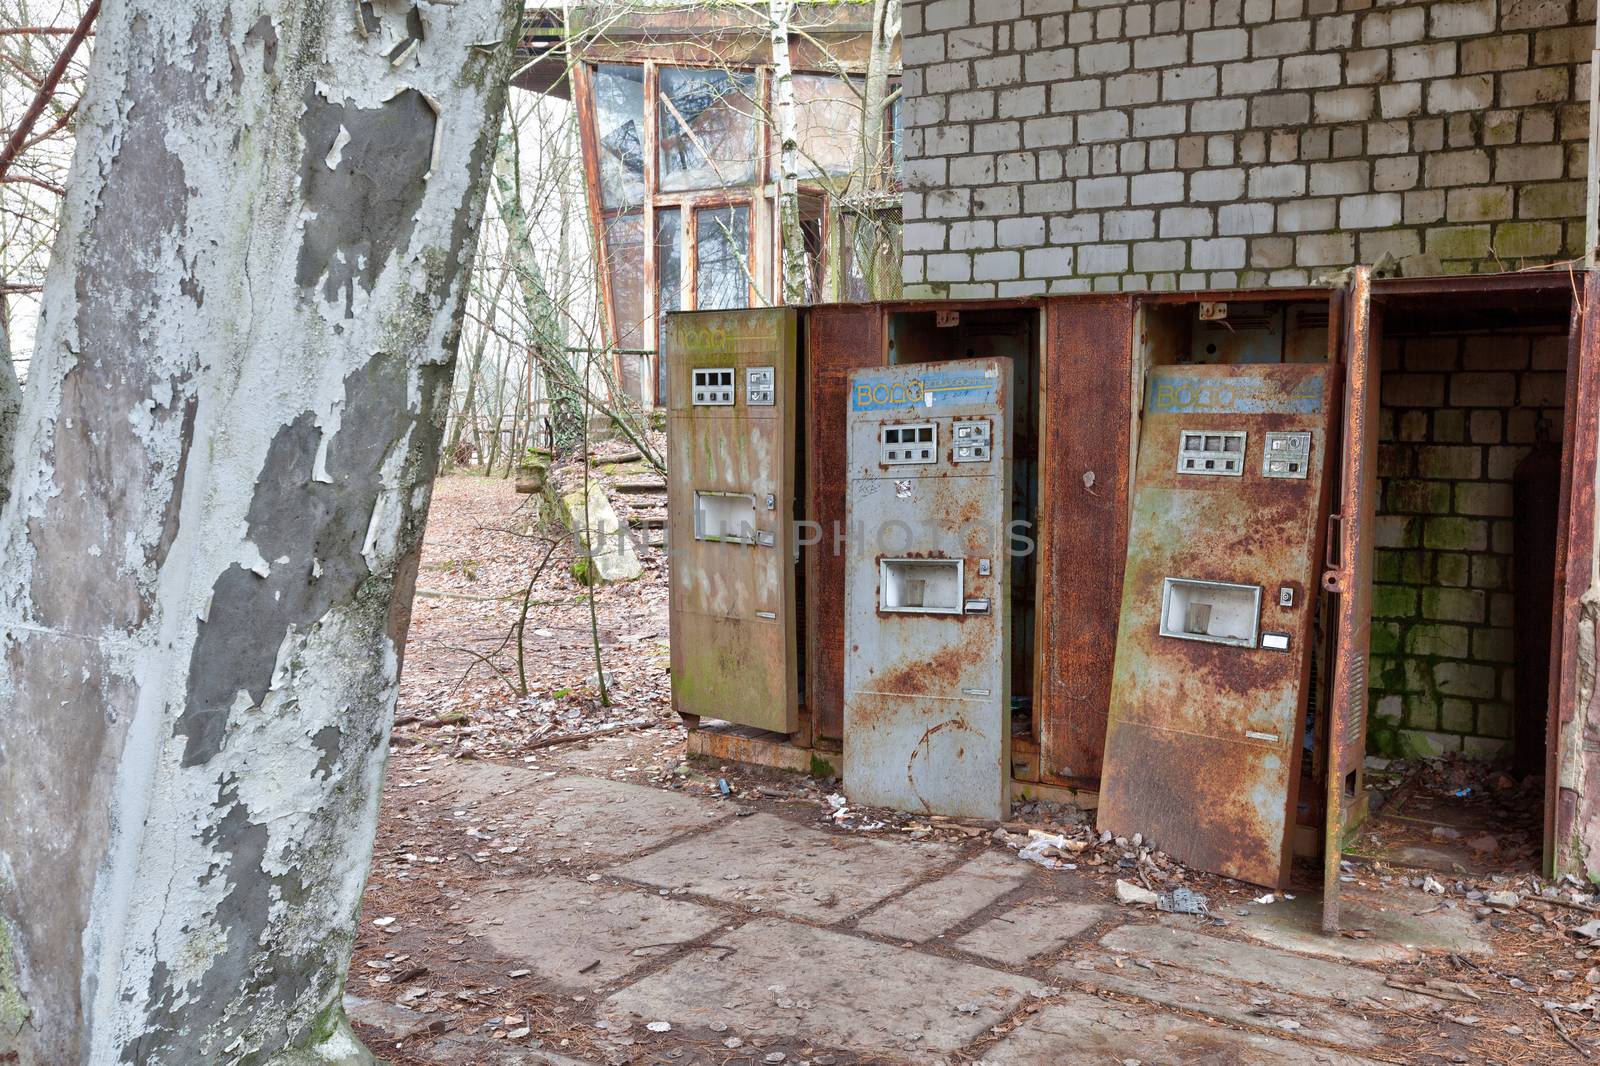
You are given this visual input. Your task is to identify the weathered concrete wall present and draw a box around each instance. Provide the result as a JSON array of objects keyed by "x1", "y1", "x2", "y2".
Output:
[
  {"x1": 0, "y1": 2, "x2": 518, "y2": 1063},
  {"x1": 900, "y1": 0, "x2": 1595, "y2": 295}
]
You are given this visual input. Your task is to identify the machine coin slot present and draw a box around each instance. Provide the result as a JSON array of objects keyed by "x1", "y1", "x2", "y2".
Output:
[
  {"x1": 1177, "y1": 430, "x2": 1246, "y2": 476},
  {"x1": 694, "y1": 491, "x2": 758, "y2": 543},
  {"x1": 1159, "y1": 577, "x2": 1262, "y2": 648},
  {"x1": 881, "y1": 422, "x2": 937, "y2": 465},
  {"x1": 1261, "y1": 431, "x2": 1312, "y2": 479},
  {"x1": 880, "y1": 558, "x2": 964, "y2": 615},
  {"x1": 964, "y1": 598, "x2": 991, "y2": 614},
  {"x1": 692, "y1": 368, "x2": 736, "y2": 406},
  {"x1": 746, "y1": 366, "x2": 776, "y2": 406},
  {"x1": 952, "y1": 419, "x2": 992, "y2": 463}
]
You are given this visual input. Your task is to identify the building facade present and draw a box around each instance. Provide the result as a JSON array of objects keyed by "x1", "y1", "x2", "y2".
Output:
[{"x1": 900, "y1": 0, "x2": 1594, "y2": 296}]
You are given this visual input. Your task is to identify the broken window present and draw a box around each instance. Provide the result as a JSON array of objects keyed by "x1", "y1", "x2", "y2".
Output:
[
  {"x1": 791, "y1": 74, "x2": 863, "y2": 178},
  {"x1": 655, "y1": 207, "x2": 682, "y2": 401},
  {"x1": 603, "y1": 212, "x2": 647, "y2": 354},
  {"x1": 658, "y1": 67, "x2": 758, "y2": 192},
  {"x1": 593, "y1": 64, "x2": 645, "y2": 208},
  {"x1": 696, "y1": 205, "x2": 751, "y2": 310}
]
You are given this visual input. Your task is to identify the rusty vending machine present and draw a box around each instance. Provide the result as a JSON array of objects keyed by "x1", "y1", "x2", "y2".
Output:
[
  {"x1": 842, "y1": 359, "x2": 1014, "y2": 820},
  {"x1": 1097, "y1": 363, "x2": 1337, "y2": 888},
  {"x1": 666, "y1": 309, "x2": 801, "y2": 735}
]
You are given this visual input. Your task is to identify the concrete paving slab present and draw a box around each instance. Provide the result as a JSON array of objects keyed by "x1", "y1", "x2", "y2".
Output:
[
  {"x1": 1066, "y1": 958, "x2": 1388, "y2": 1050},
  {"x1": 445, "y1": 766, "x2": 730, "y2": 861},
  {"x1": 1226, "y1": 890, "x2": 1491, "y2": 962},
  {"x1": 472, "y1": 875, "x2": 726, "y2": 988},
  {"x1": 425, "y1": 1034, "x2": 604, "y2": 1066},
  {"x1": 855, "y1": 851, "x2": 1029, "y2": 941},
  {"x1": 980, "y1": 994, "x2": 1388, "y2": 1065},
  {"x1": 1098, "y1": 923, "x2": 1431, "y2": 1011},
  {"x1": 611, "y1": 813, "x2": 951, "y2": 921},
  {"x1": 955, "y1": 898, "x2": 1111, "y2": 966},
  {"x1": 608, "y1": 918, "x2": 1043, "y2": 1057}
]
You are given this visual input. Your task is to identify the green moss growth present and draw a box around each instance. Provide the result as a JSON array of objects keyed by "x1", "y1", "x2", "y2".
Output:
[{"x1": 808, "y1": 755, "x2": 836, "y2": 779}]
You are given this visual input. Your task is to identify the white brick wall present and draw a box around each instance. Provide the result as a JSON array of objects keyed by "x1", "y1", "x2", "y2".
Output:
[{"x1": 900, "y1": 0, "x2": 1596, "y2": 297}]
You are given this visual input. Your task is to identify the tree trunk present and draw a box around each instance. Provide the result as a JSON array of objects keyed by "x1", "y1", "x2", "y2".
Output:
[
  {"x1": 0, "y1": 287, "x2": 18, "y2": 515},
  {"x1": 770, "y1": 0, "x2": 808, "y2": 305},
  {"x1": 856, "y1": 0, "x2": 902, "y2": 299},
  {"x1": 0, "y1": 3, "x2": 519, "y2": 1064},
  {"x1": 492, "y1": 138, "x2": 584, "y2": 455}
]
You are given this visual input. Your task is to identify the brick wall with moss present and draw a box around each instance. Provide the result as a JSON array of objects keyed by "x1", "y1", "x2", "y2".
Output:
[{"x1": 1367, "y1": 327, "x2": 1567, "y2": 759}]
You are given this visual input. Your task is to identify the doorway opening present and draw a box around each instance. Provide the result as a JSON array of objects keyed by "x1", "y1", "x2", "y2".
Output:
[
  {"x1": 885, "y1": 306, "x2": 1041, "y2": 758},
  {"x1": 1351, "y1": 296, "x2": 1571, "y2": 877}
]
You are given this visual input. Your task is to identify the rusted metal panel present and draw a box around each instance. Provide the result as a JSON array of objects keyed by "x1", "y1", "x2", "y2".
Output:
[
  {"x1": 1036, "y1": 295, "x2": 1134, "y2": 784},
  {"x1": 842, "y1": 359, "x2": 1014, "y2": 820},
  {"x1": 1550, "y1": 272, "x2": 1600, "y2": 882},
  {"x1": 805, "y1": 304, "x2": 885, "y2": 742},
  {"x1": 1321, "y1": 266, "x2": 1375, "y2": 931},
  {"x1": 667, "y1": 308, "x2": 799, "y2": 733},
  {"x1": 1098, "y1": 363, "x2": 1338, "y2": 889}
]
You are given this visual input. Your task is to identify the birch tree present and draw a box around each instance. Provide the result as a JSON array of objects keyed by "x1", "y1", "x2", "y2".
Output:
[
  {"x1": 0, "y1": 1, "x2": 519, "y2": 1063},
  {"x1": 769, "y1": 0, "x2": 808, "y2": 305}
]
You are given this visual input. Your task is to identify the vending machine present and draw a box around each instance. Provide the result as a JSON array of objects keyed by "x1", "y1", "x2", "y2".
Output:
[
  {"x1": 1098, "y1": 363, "x2": 1336, "y2": 887},
  {"x1": 842, "y1": 359, "x2": 1014, "y2": 819}
]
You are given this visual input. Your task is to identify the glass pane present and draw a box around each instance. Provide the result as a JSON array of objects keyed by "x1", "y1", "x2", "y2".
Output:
[
  {"x1": 659, "y1": 67, "x2": 758, "y2": 192},
  {"x1": 604, "y1": 212, "x2": 647, "y2": 354},
  {"x1": 792, "y1": 74, "x2": 862, "y2": 178},
  {"x1": 655, "y1": 207, "x2": 682, "y2": 402},
  {"x1": 889, "y1": 91, "x2": 904, "y2": 183},
  {"x1": 593, "y1": 65, "x2": 644, "y2": 208},
  {"x1": 696, "y1": 206, "x2": 750, "y2": 310}
]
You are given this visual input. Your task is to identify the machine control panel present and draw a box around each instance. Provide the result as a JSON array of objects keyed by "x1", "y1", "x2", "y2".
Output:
[
  {"x1": 746, "y1": 366, "x2": 776, "y2": 406},
  {"x1": 691, "y1": 367, "x2": 736, "y2": 406},
  {"x1": 953, "y1": 419, "x2": 993, "y2": 463},
  {"x1": 880, "y1": 422, "x2": 937, "y2": 465},
  {"x1": 1261, "y1": 431, "x2": 1312, "y2": 479},
  {"x1": 1177, "y1": 429, "x2": 1247, "y2": 476}
]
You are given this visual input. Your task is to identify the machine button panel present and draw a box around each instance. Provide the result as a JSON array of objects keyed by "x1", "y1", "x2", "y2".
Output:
[
  {"x1": 692, "y1": 368, "x2": 736, "y2": 406},
  {"x1": 745, "y1": 366, "x2": 776, "y2": 405},
  {"x1": 1261, "y1": 431, "x2": 1312, "y2": 479},
  {"x1": 880, "y1": 422, "x2": 937, "y2": 465},
  {"x1": 1177, "y1": 430, "x2": 1247, "y2": 476},
  {"x1": 952, "y1": 419, "x2": 992, "y2": 463}
]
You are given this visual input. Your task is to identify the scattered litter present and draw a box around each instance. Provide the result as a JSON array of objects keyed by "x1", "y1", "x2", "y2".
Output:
[
  {"x1": 372, "y1": 916, "x2": 396, "y2": 928},
  {"x1": 1018, "y1": 831, "x2": 1080, "y2": 870},
  {"x1": 1157, "y1": 887, "x2": 1210, "y2": 916},
  {"x1": 1422, "y1": 876, "x2": 1446, "y2": 895},
  {"x1": 1253, "y1": 893, "x2": 1277, "y2": 905},
  {"x1": 1486, "y1": 890, "x2": 1520, "y2": 908},
  {"x1": 646, "y1": 1021, "x2": 671, "y2": 1033}
]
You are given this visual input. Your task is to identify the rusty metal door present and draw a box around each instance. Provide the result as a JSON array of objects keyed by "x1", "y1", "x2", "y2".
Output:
[
  {"x1": 842, "y1": 359, "x2": 1014, "y2": 819},
  {"x1": 666, "y1": 309, "x2": 799, "y2": 733},
  {"x1": 1098, "y1": 363, "x2": 1337, "y2": 888},
  {"x1": 805, "y1": 306, "x2": 886, "y2": 742},
  {"x1": 1320, "y1": 267, "x2": 1375, "y2": 931},
  {"x1": 1547, "y1": 272, "x2": 1600, "y2": 880}
]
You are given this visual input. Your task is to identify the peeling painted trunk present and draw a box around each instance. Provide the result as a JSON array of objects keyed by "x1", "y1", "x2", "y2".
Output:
[{"x1": 0, "y1": 2, "x2": 519, "y2": 1063}]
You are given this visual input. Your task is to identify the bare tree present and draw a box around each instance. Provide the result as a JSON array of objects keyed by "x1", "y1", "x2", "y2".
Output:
[{"x1": 0, "y1": 2, "x2": 519, "y2": 1062}]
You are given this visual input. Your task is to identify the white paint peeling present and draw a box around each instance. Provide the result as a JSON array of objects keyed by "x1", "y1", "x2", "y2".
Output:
[{"x1": 323, "y1": 125, "x2": 350, "y2": 171}]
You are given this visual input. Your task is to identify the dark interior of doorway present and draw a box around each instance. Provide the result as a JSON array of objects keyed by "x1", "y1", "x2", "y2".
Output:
[
  {"x1": 886, "y1": 306, "x2": 1040, "y2": 745},
  {"x1": 1345, "y1": 296, "x2": 1571, "y2": 880}
]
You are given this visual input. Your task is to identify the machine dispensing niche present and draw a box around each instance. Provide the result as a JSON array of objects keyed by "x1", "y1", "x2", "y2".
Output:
[{"x1": 842, "y1": 359, "x2": 1014, "y2": 821}]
